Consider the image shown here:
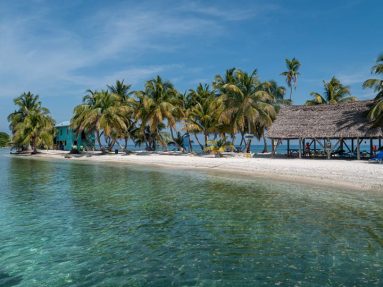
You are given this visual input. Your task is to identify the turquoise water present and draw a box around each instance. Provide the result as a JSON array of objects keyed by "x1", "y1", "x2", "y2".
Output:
[{"x1": 0, "y1": 150, "x2": 383, "y2": 286}]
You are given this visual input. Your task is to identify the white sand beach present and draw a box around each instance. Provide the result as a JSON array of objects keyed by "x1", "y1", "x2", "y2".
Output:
[{"x1": 19, "y1": 150, "x2": 383, "y2": 192}]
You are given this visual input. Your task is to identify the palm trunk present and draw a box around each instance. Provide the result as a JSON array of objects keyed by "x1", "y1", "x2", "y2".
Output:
[
  {"x1": 204, "y1": 132, "x2": 208, "y2": 148},
  {"x1": 289, "y1": 86, "x2": 293, "y2": 101},
  {"x1": 124, "y1": 137, "x2": 128, "y2": 150},
  {"x1": 194, "y1": 133, "x2": 203, "y2": 150},
  {"x1": 262, "y1": 135, "x2": 268, "y2": 153},
  {"x1": 96, "y1": 130, "x2": 103, "y2": 151}
]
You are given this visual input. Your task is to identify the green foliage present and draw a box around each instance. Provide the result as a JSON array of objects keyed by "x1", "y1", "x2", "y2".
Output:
[
  {"x1": 281, "y1": 58, "x2": 301, "y2": 101},
  {"x1": 0, "y1": 132, "x2": 10, "y2": 147},
  {"x1": 306, "y1": 77, "x2": 357, "y2": 105},
  {"x1": 363, "y1": 54, "x2": 383, "y2": 127},
  {"x1": 7, "y1": 92, "x2": 55, "y2": 152},
  {"x1": 204, "y1": 138, "x2": 234, "y2": 156}
]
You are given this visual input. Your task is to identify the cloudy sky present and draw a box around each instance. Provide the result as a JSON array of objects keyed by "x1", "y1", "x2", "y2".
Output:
[{"x1": 0, "y1": 0, "x2": 382, "y2": 131}]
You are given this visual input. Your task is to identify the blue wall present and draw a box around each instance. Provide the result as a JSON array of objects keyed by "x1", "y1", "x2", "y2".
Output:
[{"x1": 55, "y1": 126, "x2": 95, "y2": 151}]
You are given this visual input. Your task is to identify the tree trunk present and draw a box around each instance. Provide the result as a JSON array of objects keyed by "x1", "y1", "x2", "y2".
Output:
[
  {"x1": 204, "y1": 132, "x2": 208, "y2": 148},
  {"x1": 289, "y1": 86, "x2": 293, "y2": 101},
  {"x1": 96, "y1": 130, "x2": 103, "y2": 151},
  {"x1": 246, "y1": 139, "x2": 252, "y2": 153},
  {"x1": 124, "y1": 137, "x2": 128, "y2": 150},
  {"x1": 194, "y1": 133, "x2": 203, "y2": 150},
  {"x1": 262, "y1": 135, "x2": 268, "y2": 153}
]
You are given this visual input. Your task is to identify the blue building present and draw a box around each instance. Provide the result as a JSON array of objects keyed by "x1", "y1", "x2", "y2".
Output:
[{"x1": 54, "y1": 121, "x2": 95, "y2": 151}]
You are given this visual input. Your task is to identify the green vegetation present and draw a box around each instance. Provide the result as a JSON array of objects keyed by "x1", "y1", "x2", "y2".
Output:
[
  {"x1": 281, "y1": 58, "x2": 301, "y2": 102},
  {"x1": 306, "y1": 77, "x2": 356, "y2": 105},
  {"x1": 6, "y1": 55, "x2": 383, "y2": 154},
  {"x1": 364, "y1": 54, "x2": 383, "y2": 127},
  {"x1": 0, "y1": 132, "x2": 10, "y2": 147},
  {"x1": 7, "y1": 92, "x2": 55, "y2": 153}
]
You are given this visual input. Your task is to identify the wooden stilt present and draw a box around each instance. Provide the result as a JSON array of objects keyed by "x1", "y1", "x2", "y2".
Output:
[
  {"x1": 351, "y1": 138, "x2": 354, "y2": 152},
  {"x1": 314, "y1": 138, "x2": 317, "y2": 156},
  {"x1": 379, "y1": 138, "x2": 382, "y2": 149},
  {"x1": 370, "y1": 138, "x2": 373, "y2": 158},
  {"x1": 271, "y1": 139, "x2": 275, "y2": 157},
  {"x1": 287, "y1": 139, "x2": 290, "y2": 157},
  {"x1": 298, "y1": 138, "x2": 302, "y2": 159},
  {"x1": 357, "y1": 137, "x2": 360, "y2": 160}
]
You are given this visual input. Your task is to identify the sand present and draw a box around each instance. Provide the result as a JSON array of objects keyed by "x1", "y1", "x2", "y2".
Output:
[{"x1": 17, "y1": 150, "x2": 383, "y2": 191}]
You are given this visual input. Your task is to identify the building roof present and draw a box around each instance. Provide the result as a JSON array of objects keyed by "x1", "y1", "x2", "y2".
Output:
[
  {"x1": 55, "y1": 121, "x2": 70, "y2": 127},
  {"x1": 267, "y1": 100, "x2": 383, "y2": 139}
]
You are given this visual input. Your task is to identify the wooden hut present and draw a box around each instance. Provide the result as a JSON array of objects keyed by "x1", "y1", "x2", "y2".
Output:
[{"x1": 267, "y1": 100, "x2": 383, "y2": 159}]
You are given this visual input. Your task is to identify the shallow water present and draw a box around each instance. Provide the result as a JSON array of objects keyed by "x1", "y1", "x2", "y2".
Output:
[{"x1": 0, "y1": 150, "x2": 382, "y2": 286}]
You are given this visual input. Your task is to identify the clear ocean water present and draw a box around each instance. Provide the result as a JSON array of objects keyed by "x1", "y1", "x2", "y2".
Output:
[{"x1": 0, "y1": 149, "x2": 382, "y2": 286}]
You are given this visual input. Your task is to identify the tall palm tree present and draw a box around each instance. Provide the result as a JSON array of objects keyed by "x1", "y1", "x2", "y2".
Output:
[
  {"x1": 306, "y1": 76, "x2": 356, "y2": 105},
  {"x1": 185, "y1": 84, "x2": 224, "y2": 149},
  {"x1": 363, "y1": 54, "x2": 383, "y2": 127},
  {"x1": 281, "y1": 58, "x2": 301, "y2": 102},
  {"x1": 214, "y1": 69, "x2": 276, "y2": 153},
  {"x1": 71, "y1": 90, "x2": 131, "y2": 151},
  {"x1": 135, "y1": 76, "x2": 183, "y2": 150},
  {"x1": 8, "y1": 92, "x2": 55, "y2": 153},
  {"x1": 262, "y1": 80, "x2": 288, "y2": 105},
  {"x1": 107, "y1": 80, "x2": 137, "y2": 150}
]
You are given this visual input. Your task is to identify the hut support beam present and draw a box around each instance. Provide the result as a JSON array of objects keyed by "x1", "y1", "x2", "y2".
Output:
[
  {"x1": 379, "y1": 138, "x2": 382, "y2": 148},
  {"x1": 351, "y1": 139, "x2": 354, "y2": 153},
  {"x1": 314, "y1": 139, "x2": 317, "y2": 156},
  {"x1": 271, "y1": 139, "x2": 275, "y2": 157},
  {"x1": 287, "y1": 139, "x2": 290, "y2": 157},
  {"x1": 298, "y1": 138, "x2": 302, "y2": 159},
  {"x1": 357, "y1": 137, "x2": 360, "y2": 160},
  {"x1": 370, "y1": 138, "x2": 373, "y2": 158},
  {"x1": 343, "y1": 140, "x2": 351, "y2": 153}
]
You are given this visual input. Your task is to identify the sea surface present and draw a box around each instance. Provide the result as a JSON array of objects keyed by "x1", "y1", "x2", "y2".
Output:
[{"x1": 0, "y1": 149, "x2": 382, "y2": 286}]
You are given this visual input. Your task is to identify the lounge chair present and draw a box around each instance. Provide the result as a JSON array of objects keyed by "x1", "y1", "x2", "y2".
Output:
[{"x1": 369, "y1": 151, "x2": 383, "y2": 163}]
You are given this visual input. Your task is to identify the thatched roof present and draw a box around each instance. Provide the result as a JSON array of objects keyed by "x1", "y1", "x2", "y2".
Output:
[{"x1": 267, "y1": 100, "x2": 383, "y2": 139}]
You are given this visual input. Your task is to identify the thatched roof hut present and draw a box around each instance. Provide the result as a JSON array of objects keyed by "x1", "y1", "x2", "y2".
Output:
[{"x1": 267, "y1": 100, "x2": 383, "y2": 140}]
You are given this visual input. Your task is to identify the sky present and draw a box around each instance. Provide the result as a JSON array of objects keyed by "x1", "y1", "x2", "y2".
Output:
[{"x1": 0, "y1": 0, "x2": 382, "y2": 132}]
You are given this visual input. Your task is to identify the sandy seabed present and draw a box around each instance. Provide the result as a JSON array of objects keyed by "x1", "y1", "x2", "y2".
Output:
[{"x1": 16, "y1": 150, "x2": 383, "y2": 192}]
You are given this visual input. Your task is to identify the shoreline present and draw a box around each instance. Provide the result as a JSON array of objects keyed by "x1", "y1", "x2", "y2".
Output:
[{"x1": 10, "y1": 150, "x2": 383, "y2": 192}]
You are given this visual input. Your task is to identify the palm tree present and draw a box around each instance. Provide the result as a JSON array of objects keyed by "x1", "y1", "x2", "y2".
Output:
[
  {"x1": 8, "y1": 92, "x2": 55, "y2": 153},
  {"x1": 306, "y1": 77, "x2": 356, "y2": 105},
  {"x1": 135, "y1": 76, "x2": 183, "y2": 150},
  {"x1": 363, "y1": 54, "x2": 383, "y2": 127},
  {"x1": 107, "y1": 80, "x2": 137, "y2": 150},
  {"x1": 214, "y1": 69, "x2": 276, "y2": 153},
  {"x1": 185, "y1": 84, "x2": 223, "y2": 149},
  {"x1": 281, "y1": 58, "x2": 301, "y2": 102},
  {"x1": 71, "y1": 90, "x2": 131, "y2": 151}
]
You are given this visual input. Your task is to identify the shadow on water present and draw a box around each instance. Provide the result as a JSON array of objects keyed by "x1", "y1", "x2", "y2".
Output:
[{"x1": 0, "y1": 271, "x2": 22, "y2": 287}]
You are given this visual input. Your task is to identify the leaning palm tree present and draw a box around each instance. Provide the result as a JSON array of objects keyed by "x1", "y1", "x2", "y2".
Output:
[
  {"x1": 8, "y1": 92, "x2": 55, "y2": 153},
  {"x1": 281, "y1": 58, "x2": 301, "y2": 102},
  {"x1": 363, "y1": 54, "x2": 383, "y2": 127},
  {"x1": 306, "y1": 77, "x2": 357, "y2": 105},
  {"x1": 135, "y1": 76, "x2": 183, "y2": 150}
]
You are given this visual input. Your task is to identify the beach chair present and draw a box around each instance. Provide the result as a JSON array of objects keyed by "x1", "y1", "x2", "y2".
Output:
[{"x1": 369, "y1": 151, "x2": 383, "y2": 163}]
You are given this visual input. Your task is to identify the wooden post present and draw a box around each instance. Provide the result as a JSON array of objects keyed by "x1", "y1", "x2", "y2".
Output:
[
  {"x1": 351, "y1": 139, "x2": 354, "y2": 153},
  {"x1": 370, "y1": 138, "x2": 373, "y2": 158},
  {"x1": 340, "y1": 138, "x2": 344, "y2": 151},
  {"x1": 379, "y1": 138, "x2": 382, "y2": 149},
  {"x1": 298, "y1": 138, "x2": 302, "y2": 159},
  {"x1": 302, "y1": 138, "x2": 306, "y2": 157},
  {"x1": 326, "y1": 138, "x2": 331, "y2": 160},
  {"x1": 271, "y1": 139, "x2": 275, "y2": 157},
  {"x1": 314, "y1": 138, "x2": 317, "y2": 156},
  {"x1": 287, "y1": 139, "x2": 290, "y2": 157},
  {"x1": 357, "y1": 137, "x2": 360, "y2": 160}
]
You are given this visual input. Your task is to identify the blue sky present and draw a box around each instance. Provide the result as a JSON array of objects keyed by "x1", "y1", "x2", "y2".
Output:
[{"x1": 0, "y1": 0, "x2": 382, "y2": 131}]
